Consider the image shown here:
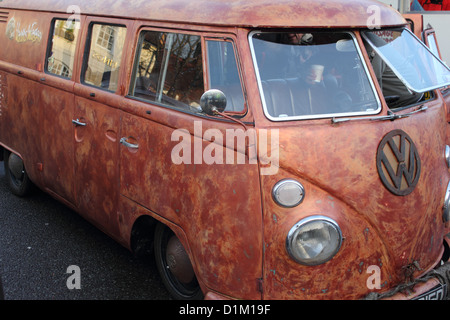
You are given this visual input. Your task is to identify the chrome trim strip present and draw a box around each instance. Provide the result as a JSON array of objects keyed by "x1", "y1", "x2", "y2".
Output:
[
  {"x1": 443, "y1": 181, "x2": 450, "y2": 223},
  {"x1": 445, "y1": 145, "x2": 450, "y2": 168}
]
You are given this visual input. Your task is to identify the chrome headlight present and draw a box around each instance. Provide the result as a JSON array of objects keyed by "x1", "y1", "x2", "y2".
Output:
[
  {"x1": 286, "y1": 216, "x2": 342, "y2": 266},
  {"x1": 443, "y1": 181, "x2": 450, "y2": 223},
  {"x1": 272, "y1": 179, "x2": 305, "y2": 208}
]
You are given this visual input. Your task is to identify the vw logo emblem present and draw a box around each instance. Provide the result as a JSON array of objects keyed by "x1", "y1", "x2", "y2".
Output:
[{"x1": 376, "y1": 130, "x2": 421, "y2": 196}]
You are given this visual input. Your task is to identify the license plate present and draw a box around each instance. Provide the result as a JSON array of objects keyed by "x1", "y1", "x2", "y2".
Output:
[{"x1": 413, "y1": 283, "x2": 447, "y2": 300}]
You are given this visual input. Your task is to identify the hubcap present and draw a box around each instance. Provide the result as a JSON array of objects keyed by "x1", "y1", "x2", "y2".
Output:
[
  {"x1": 165, "y1": 235, "x2": 195, "y2": 284},
  {"x1": 8, "y1": 153, "x2": 24, "y2": 180}
]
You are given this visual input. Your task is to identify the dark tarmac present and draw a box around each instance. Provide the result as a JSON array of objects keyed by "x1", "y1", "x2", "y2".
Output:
[{"x1": 0, "y1": 161, "x2": 171, "y2": 300}]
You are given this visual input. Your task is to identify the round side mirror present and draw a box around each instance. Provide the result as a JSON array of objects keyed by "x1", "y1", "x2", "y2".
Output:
[{"x1": 200, "y1": 89, "x2": 227, "y2": 115}]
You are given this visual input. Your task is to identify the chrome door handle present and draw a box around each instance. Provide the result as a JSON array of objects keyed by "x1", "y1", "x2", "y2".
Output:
[
  {"x1": 120, "y1": 137, "x2": 139, "y2": 149},
  {"x1": 72, "y1": 119, "x2": 87, "y2": 126}
]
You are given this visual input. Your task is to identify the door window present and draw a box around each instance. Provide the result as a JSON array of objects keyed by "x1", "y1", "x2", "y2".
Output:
[
  {"x1": 129, "y1": 30, "x2": 204, "y2": 112},
  {"x1": 206, "y1": 40, "x2": 245, "y2": 112}
]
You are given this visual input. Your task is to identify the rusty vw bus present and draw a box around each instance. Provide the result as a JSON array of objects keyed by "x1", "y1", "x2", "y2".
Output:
[{"x1": 0, "y1": 0, "x2": 449, "y2": 300}]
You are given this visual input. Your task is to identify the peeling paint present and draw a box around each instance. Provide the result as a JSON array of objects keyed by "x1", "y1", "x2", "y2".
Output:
[
  {"x1": 358, "y1": 262, "x2": 364, "y2": 274},
  {"x1": 363, "y1": 227, "x2": 370, "y2": 241}
]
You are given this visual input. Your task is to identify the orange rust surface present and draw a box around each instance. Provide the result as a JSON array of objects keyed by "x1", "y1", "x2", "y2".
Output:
[
  {"x1": 0, "y1": 0, "x2": 405, "y2": 28},
  {"x1": 119, "y1": 104, "x2": 264, "y2": 299},
  {"x1": 0, "y1": 1, "x2": 447, "y2": 300},
  {"x1": 260, "y1": 102, "x2": 448, "y2": 299}
]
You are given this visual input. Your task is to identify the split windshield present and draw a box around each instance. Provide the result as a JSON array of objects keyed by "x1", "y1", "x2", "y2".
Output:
[
  {"x1": 250, "y1": 28, "x2": 450, "y2": 121},
  {"x1": 250, "y1": 31, "x2": 380, "y2": 120},
  {"x1": 363, "y1": 28, "x2": 450, "y2": 92}
]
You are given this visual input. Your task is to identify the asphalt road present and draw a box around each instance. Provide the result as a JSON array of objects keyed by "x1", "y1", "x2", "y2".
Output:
[{"x1": 0, "y1": 161, "x2": 171, "y2": 300}]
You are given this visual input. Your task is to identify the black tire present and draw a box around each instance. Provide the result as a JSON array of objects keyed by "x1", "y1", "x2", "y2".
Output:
[
  {"x1": 154, "y1": 223, "x2": 203, "y2": 300},
  {"x1": 3, "y1": 149, "x2": 32, "y2": 197}
]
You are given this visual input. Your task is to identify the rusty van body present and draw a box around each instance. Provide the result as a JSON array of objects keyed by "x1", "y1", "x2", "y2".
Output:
[{"x1": 0, "y1": 0, "x2": 450, "y2": 300}]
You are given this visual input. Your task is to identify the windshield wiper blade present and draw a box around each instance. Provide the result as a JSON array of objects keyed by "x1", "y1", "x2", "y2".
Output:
[{"x1": 332, "y1": 105, "x2": 428, "y2": 124}]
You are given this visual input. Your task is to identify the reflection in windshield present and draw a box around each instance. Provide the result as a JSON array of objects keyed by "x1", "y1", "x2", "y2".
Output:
[
  {"x1": 426, "y1": 33, "x2": 440, "y2": 58},
  {"x1": 363, "y1": 28, "x2": 450, "y2": 104},
  {"x1": 250, "y1": 32, "x2": 380, "y2": 120}
]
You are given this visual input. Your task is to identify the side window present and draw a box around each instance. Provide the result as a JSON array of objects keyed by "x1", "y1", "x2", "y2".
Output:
[
  {"x1": 46, "y1": 19, "x2": 80, "y2": 79},
  {"x1": 129, "y1": 30, "x2": 204, "y2": 111},
  {"x1": 82, "y1": 23, "x2": 127, "y2": 92},
  {"x1": 206, "y1": 40, "x2": 245, "y2": 112}
]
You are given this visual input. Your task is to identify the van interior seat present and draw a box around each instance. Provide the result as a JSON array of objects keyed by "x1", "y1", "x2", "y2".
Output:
[{"x1": 260, "y1": 77, "x2": 331, "y2": 117}]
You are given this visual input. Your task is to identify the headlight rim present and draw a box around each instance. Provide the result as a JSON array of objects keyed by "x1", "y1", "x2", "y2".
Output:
[
  {"x1": 443, "y1": 181, "x2": 450, "y2": 223},
  {"x1": 445, "y1": 145, "x2": 450, "y2": 168},
  {"x1": 286, "y1": 215, "x2": 343, "y2": 266}
]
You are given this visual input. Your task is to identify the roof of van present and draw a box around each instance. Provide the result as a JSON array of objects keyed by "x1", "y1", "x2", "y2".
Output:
[{"x1": 0, "y1": 0, "x2": 406, "y2": 28}]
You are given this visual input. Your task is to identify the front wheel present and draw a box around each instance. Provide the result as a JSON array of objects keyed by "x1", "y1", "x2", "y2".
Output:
[
  {"x1": 3, "y1": 149, "x2": 32, "y2": 197},
  {"x1": 154, "y1": 223, "x2": 203, "y2": 300}
]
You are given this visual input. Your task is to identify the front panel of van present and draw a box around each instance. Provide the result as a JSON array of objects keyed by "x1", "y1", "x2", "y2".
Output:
[{"x1": 248, "y1": 28, "x2": 450, "y2": 299}]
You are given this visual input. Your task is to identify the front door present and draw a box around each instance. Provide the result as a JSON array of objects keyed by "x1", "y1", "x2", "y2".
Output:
[{"x1": 120, "y1": 28, "x2": 263, "y2": 299}]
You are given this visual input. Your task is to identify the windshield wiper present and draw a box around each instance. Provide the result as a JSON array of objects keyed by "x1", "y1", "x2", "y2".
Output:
[{"x1": 331, "y1": 105, "x2": 428, "y2": 124}]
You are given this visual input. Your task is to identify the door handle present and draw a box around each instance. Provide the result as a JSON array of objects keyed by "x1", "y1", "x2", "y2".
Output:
[
  {"x1": 120, "y1": 137, "x2": 139, "y2": 149},
  {"x1": 72, "y1": 119, "x2": 87, "y2": 126}
]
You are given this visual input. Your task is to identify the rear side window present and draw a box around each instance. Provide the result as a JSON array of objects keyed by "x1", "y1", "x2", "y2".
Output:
[
  {"x1": 46, "y1": 19, "x2": 80, "y2": 79},
  {"x1": 129, "y1": 30, "x2": 204, "y2": 112},
  {"x1": 82, "y1": 23, "x2": 127, "y2": 92}
]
